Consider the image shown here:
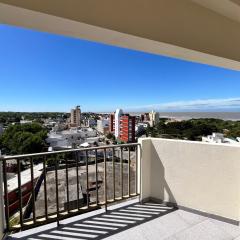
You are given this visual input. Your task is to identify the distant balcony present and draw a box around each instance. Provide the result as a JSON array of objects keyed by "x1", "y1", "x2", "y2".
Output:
[{"x1": 1, "y1": 138, "x2": 240, "y2": 239}]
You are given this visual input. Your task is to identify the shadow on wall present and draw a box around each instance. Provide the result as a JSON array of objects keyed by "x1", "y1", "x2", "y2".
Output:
[{"x1": 150, "y1": 142, "x2": 177, "y2": 205}]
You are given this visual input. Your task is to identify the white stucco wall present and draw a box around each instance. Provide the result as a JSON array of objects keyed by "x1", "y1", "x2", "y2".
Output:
[
  {"x1": 0, "y1": 152, "x2": 4, "y2": 238},
  {"x1": 139, "y1": 138, "x2": 240, "y2": 222},
  {"x1": 138, "y1": 139, "x2": 151, "y2": 200}
]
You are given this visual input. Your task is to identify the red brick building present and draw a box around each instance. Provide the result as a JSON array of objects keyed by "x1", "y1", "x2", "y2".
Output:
[
  {"x1": 109, "y1": 112, "x2": 135, "y2": 143},
  {"x1": 119, "y1": 115, "x2": 135, "y2": 143}
]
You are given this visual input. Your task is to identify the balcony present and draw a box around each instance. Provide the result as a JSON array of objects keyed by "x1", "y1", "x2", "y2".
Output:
[
  {"x1": 0, "y1": 138, "x2": 240, "y2": 239},
  {"x1": 1, "y1": 1, "x2": 240, "y2": 239}
]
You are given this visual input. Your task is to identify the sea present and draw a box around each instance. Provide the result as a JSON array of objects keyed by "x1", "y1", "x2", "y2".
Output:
[{"x1": 131, "y1": 112, "x2": 240, "y2": 121}]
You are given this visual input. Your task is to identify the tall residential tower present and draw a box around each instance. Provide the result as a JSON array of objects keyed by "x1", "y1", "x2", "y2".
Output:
[
  {"x1": 109, "y1": 109, "x2": 135, "y2": 143},
  {"x1": 149, "y1": 110, "x2": 159, "y2": 127},
  {"x1": 70, "y1": 106, "x2": 81, "y2": 127}
]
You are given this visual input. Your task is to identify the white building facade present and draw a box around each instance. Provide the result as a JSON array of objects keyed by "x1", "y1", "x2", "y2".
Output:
[
  {"x1": 97, "y1": 119, "x2": 109, "y2": 134},
  {"x1": 114, "y1": 109, "x2": 123, "y2": 138},
  {"x1": 149, "y1": 110, "x2": 159, "y2": 127},
  {"x1": 202, "y1": 132, "x2": 240, "y2": 145},
  {"x1": 46, "y1": 128, "x2": 97, "y2": 149}
]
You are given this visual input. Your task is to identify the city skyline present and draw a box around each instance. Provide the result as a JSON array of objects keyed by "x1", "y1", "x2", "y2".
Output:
[{"x1": 1, "y1": 24, "x2": 240, "y2": 112}]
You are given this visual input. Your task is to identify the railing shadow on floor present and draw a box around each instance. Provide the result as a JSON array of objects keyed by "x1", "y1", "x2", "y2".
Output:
[{"x1": 8, "y1": 201, "x2": 177, "y2": 240}]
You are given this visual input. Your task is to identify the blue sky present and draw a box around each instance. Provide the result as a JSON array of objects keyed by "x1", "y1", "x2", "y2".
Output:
[{"x1": 0, "y1": 24, "x2": 240, "y2": 112}]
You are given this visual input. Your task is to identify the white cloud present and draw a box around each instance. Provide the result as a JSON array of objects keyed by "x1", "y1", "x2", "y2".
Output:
[{"x1": 126, "y1": 98, "x2": 240, "y2": 111}]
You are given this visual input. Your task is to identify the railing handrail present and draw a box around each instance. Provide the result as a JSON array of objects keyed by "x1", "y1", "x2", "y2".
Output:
[
  {"x1": 1, "y1": 142, "x2": 141, "y2": 232},
  {"x1": 0, "y1": 143, "x2": 140, "y2": 160}
]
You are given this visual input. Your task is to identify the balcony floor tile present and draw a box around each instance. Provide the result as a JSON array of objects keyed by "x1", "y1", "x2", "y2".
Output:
[
  {"x1": 8, "y1": 199, "x2": 240, "y2": 240},
  {"x1": 174, "y1": 220, "x2": 232, "y2": 240}
]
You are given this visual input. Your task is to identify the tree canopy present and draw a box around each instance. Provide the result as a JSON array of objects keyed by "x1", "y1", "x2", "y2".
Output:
[
  {"x1": 0, "y1": 123, "x2": 48, "y2": 155},
  {"x1": 146, "y1": 118, "x2": 240, "y2": 141},
  {"x1": 0, "y1": 112, "x2": 69, "y2": 126}
]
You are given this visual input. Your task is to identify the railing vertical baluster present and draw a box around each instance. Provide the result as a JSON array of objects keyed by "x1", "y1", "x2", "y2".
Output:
[
  {"x1": 65, "y1": 154, "x2": 69, "y2": 212},
  {"x1": 55, "y1": 155, "x2": 60, "y2": 227},
  {"x1": 30, "y1": 157, "x2": 36, "y2": 224},
  {"x1": 95, "y1": 149, "x2": 98, "y2": 205},
  {"x1": 0, "y1": 143, "x2": 140, "y2": 233},
  {"x1": 120, "y1": 147, "x2": 123, "y2": 199},
  {"x1": 112, "y1": 147, "x2": 115, "y2": 201},
  {"x1": 86, "y1": 150, "x2": 89, "y2": 208},
  {"x1": 2, "y1": 159, "x2": 9, "y2": 232},
  {"x1": 17, "y1": 159, "x2": 23, "y2": 228},
  {"x1": 43, "y1": 156, "x2": 48, "y2": 220},
  {"x1": 75, "y1": 151, "x2": 80, "y2": 210},
  {"x1": 104, "y1": 148, "x2": 107, "y2": 212},
  {"x1": 135, "y1": 145, "x2": 138, "y2": 195},
  {"x1": 128, "y1": 147, "x2": 131, "y2": 197}
]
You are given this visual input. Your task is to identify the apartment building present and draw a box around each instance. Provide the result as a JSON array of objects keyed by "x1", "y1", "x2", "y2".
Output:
[
  {"x1": 119, "y1": 114, "x2": 135, "y2": 143},
  {"x1": 142, "y1": 113, "x2": 150, "y2": 122},
  {"x1": 97, "y1": 119, "x2": 109, "y2": 134},
  {"x1": 109, "y1": 109, "x2": 136, "y2": 143},
  {"x1": 149, "y1": 110, "x2": 159, "y2": 127},
  {"x1": 109, "y1": 113, "x2": 115, "y2": 133},
  {"x1": 70, "y1": 105, "x2": 81, "y2": 127}
]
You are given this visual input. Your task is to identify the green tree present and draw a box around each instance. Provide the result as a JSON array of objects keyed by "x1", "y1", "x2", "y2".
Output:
[
  {"x1": 0, "y1": 123, "x2": 48, "y2": 155},
  {"x1": 146, "y1": 118, "x2": 240, "y2": 141},
  {"x1": 106, "y1": 132, "x2": 115, "y2": 140}
]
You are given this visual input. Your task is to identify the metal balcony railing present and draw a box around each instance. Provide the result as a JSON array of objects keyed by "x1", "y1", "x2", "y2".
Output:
[{"x1": 0, "y1": 143, "x2": 140, "y2": 233}]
